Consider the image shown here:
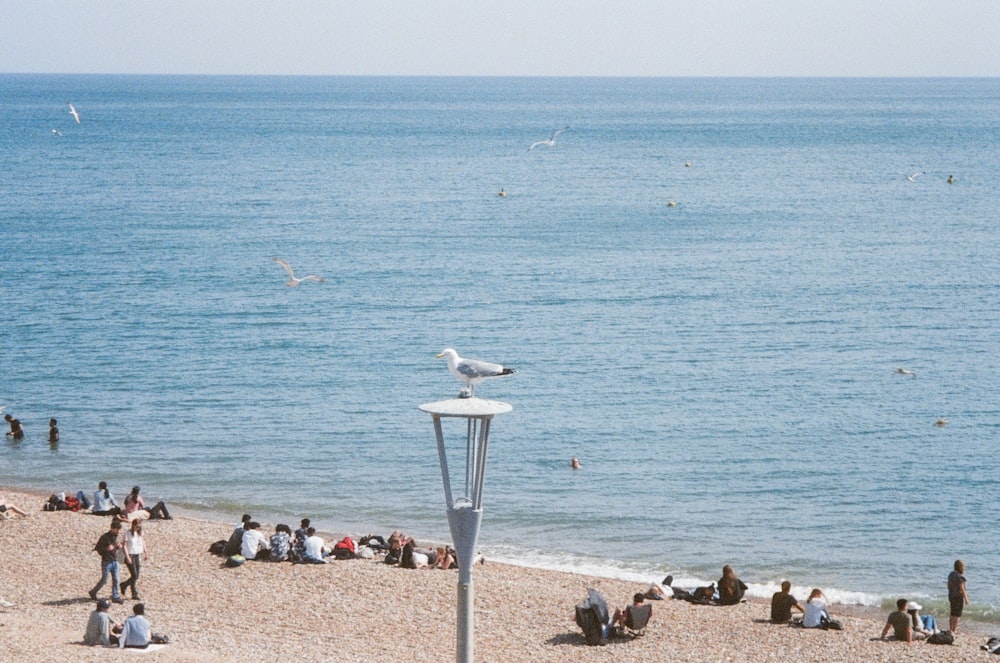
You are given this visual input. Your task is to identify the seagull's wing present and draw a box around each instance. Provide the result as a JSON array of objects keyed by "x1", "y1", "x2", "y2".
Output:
[
  {"x1": 300, "y1": 275, "x2": 324, "y2": 283},
  {"x1": 457, "y1": 357, "x2": 506, "y2": 379},
  {"x1": 551, "y1": 126, "x2": 568, "y2": 140},
  {"x1": 528, "y1": 140, "x2": 545, "y2": 151},
  {"x1": 272, "y1": 257, "x2": 296, "y2": 279}
]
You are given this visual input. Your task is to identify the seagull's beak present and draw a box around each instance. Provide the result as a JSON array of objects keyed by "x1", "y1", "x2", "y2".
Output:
[{"x1": 435, "y1": 352, "x2": 445, "y2": 359}]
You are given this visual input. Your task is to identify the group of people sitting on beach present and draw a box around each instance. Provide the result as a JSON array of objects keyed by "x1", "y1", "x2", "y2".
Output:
[
  {"x1": 84, "y1": 599, "x2": 168, "y2": 649},
  {"x1": 576, "y1": 560, "x2": 972, "y2": 648},
  {"x1": 214, "y1": 516, "x2": 460, "y2": 570}
]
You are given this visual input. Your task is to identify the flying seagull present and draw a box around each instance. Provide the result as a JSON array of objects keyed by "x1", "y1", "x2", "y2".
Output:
[
  {"x1": 933, "y1": 418, "x2": 948, "y2": 427},
  {"x1": 51, "y1": 129, "x2": 63, "y2": 136},
  {"x1": 68, "y1": 103, "x2": 80, "y2": 123},
  {"x1": 272, "y1": 257, "x2": 324, "y2": 286},
  {"x1": 436, "y1": 348, "x2": 515, "y2": 398},
  {"x1": 905, "y1": 171, "x2": 924, "y2": 182},
  {"x1": 528, "y1": 126, "x2": 569, "y2": 151}
]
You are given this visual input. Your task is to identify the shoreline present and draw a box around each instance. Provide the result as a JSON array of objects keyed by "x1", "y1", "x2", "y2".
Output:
[{"x1": 2, "y1": 484, "x2": 995, "y2": 662}]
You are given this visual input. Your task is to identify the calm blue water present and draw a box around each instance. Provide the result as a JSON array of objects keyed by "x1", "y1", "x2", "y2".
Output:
[{"x1": 3, "y1": 75, "x2": 999, "y2": 620}]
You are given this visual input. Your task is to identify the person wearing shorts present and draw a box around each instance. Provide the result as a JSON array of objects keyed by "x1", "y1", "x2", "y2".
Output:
[{"x1": 948, "y1": 559, "x2": 969, "y2": 632}]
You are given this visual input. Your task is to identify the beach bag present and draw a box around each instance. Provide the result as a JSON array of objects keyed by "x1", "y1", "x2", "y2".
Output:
[
  {"x1": 820, "y1": 616, "x2": 843, "y2": 630},
  {"x1": 208, "y1": 540, "x2": 228, "y2": 556},
  {"x1": 64, "y1": 495, "x2": 82, "y2": 511},
  {"x1": 225, "y1": 554, "x2": 246, "y2": 568},
  {"x1": 928, "y1": 630, "x2": 954, "y2": 645}
]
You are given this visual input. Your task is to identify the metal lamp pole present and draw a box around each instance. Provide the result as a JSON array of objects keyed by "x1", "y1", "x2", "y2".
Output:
[{"x1": 419, "y1": 396, "x2": 512, "y2": 663}]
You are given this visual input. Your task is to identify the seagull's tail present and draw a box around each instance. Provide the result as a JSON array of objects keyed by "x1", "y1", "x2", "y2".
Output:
[{"x1": 499, "y1": 368, "x2": 515, "y2": 376}]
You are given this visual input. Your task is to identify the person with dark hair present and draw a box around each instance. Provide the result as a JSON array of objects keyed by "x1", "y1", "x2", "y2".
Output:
[
  {"x1": 4, "y1": 413, "x2": 24, "y2": 440},
  {"x1": 89, "y1": 519, "x2": 125, "y2": 604},
  {"x1": 770, "y1": 580, "x2": 804, "y2": 623},
  {"x1": 881, "y1": 598, "x2": 913, "y2": 643},
  {"x1": 303, "y1": 526, "x2": 328, "y2": 563},
  {"x1": 269, "y1": 524, "x2": 292, "y2": 561},
  {"x1": 717, "y1": 564, "x2": 748, "y2": 605},
  {"x1": 223, "y1": 514, "x2": 252, "y2": 557},
  {"x1": 612, "y1": 593, "x2": 652, "y2": 633},
  {"x1": 91, "y1": 482, "x2": 122, "y2": 517},
  {"x1": 292, "y1": 518, "x2": 311, "y2": 562},
  {"x1": 240, "y1": 521, "x2": 269, "y2": 560},
  {"x1": 123, "y1": 486, "x2": 172, "y2": 520},
  {"x1": 119, "y1": 603, "x2": 152, "y2": 649},
  {"x1": 84, "y1": 598, "x2": 123, "y2": 646},
  {"x1": 48, "y1": 418, "x2": 59, "y2": 443},
  {"x1": 119, "y1": 518, "x2": 148, "y2": 600},
  {"x1": 948, "y1": 559, "x2": 969, "y2": 633}
]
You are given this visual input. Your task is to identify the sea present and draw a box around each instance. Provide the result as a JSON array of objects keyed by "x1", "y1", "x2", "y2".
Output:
[{"x1": 2, "y1": 75, "x2": 999, "y2": 623}]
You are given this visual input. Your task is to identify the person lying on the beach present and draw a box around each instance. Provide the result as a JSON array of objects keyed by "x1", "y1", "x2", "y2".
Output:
[
  {"x1": 0, "y1": 498, "x2": 29, "y2": 518},
  {"x1": 123, "y1": 486, "x2": 172, "y2": 520}
]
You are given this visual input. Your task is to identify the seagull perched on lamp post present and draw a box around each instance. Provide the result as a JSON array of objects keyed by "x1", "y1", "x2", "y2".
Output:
[{"x1": 436, "y1": 348, "x2": 515, "y2": 398}]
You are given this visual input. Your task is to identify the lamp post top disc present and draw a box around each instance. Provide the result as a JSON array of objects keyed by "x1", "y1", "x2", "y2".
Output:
[{"x1": 419, "y1": 397, "x2": 513, "y2": 417}]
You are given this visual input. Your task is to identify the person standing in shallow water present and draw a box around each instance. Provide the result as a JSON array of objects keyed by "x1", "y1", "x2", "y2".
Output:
[
  {"x1": 48, "y1": 418, "x2": 59, "y2": 443},
  {"x1": 4, "y1": 414, "x2": 24, "y2": 440},
  {"x1": 948, "y1": 559, "x2": 969, "y2": 633}
]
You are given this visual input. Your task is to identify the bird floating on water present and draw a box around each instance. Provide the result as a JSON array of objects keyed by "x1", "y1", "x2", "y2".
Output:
[
  {"x1": 947, "y1": 175, "x2": 955, "y2": 184},
  {"x1": 498, "y1": 188, "x2": 506, "y2": 197},
  {"x1": 528, "y1": 126, "x2": 568, "y2": 151},
  {"x1": 436, "y1": 348, "x2": 515, "y2": 398},
  {"x1": 272, "y1": 257, "x2": 324, "y2": 287},
  {"x1": 933, "y1": 418, "x2": 948, "y2": 427},
  {"x1": 894, "y1": 367, "x2": 916, "y2": 376},
  {"x1": 667, "y1": 200, "x2": 677, "y2": 207},
  {"x1": 68, "y1": 103, "x2": 80, "y2": 123}
]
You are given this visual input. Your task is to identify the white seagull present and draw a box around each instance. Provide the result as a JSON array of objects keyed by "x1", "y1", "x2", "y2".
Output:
[
  {"x1": 436, "y1": 348, "x2": 515, "y2": 398},
  {"x1": 51, "y1": 129, "x2": 63, "y2": 136},
  {"x1": 905, "y1": 171, "x2": 924, "y2": 182},
  {"x1": 272, "y1": 257, "x2": 324, "y2": 286},
  {"x1": 528, "y1": 126, "x2": 569, "y2": 151},
  {"x1": 894, "y1": 367, "x2": 916, "y2": 376},
  {"x1": 68, "y1": 103, "x2": 80, "y2": 123},
  {"x1": 933, "y1": 418, "x2": 948, "y2": 427}
]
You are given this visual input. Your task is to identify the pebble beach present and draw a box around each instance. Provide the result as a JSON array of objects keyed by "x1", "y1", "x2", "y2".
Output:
[{"x1": 0, "y1": 487, "x2": 993, "y2": 662}]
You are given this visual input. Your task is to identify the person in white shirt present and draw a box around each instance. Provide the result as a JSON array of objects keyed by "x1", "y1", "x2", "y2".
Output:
[
  {"x1": 240, "y1": 522, "x2": 269, "y2": 560},
  {"x1": 802, "y1": 588, "x2": 830, "y2": 628},
  {"x1": 303, "y1": 527, "x2": 328, "y2": 563},
  {"x1": 119, "y1": 518, "x2": 148, "y2": 599}
]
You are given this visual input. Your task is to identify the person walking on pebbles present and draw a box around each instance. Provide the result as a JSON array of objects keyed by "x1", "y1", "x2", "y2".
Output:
[{"x1": 89, "y1": 519, "x2": 125, "y2": 604}]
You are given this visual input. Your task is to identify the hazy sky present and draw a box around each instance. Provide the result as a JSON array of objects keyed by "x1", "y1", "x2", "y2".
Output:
[{"x1": 2, "y1": 1, "x2": 999, "y2": 77}]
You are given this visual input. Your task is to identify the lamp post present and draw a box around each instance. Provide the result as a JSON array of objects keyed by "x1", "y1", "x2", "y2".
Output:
[{"x1": 419, "y1": 396, "x2": 512, "y2": 663}]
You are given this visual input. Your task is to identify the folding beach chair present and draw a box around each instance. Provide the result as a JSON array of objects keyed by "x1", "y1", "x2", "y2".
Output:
[{"x1": 622, "y1": 603, "x2": 652, "y2": 637}]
